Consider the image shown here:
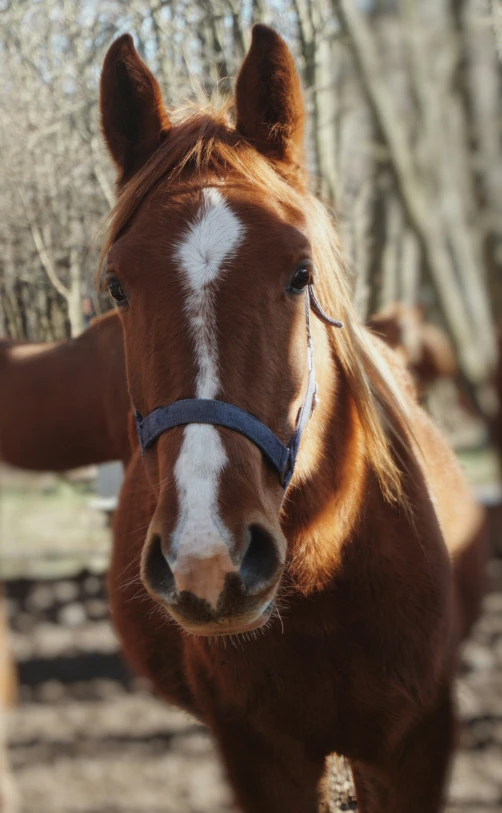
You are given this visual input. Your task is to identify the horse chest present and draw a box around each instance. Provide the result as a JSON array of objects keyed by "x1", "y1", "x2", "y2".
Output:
[
  {"x1": 183, "y1": 585, "x2": 428, "y2": 763},
  {"x1": 185, "y1": 630, "x2": 385, "y2": 757}
]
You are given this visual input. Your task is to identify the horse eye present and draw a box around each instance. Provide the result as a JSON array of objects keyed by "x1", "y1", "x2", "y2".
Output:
[
  {"x1": 287, "y1": 266, "x2": 313, "y2": 294},
  {"x1": 108, "y1": 278, "x2": 128, "y2": 305}
]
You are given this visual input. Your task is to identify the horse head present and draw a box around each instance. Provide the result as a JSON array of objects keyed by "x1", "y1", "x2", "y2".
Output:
[{"x1": 99, "y1": 26, "x2": 399, "y2": 636}]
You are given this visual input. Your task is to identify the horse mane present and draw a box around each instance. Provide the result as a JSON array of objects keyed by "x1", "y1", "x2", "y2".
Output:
[{"x1": 99, "y1": 103, "x2": 414, "y2": 506}]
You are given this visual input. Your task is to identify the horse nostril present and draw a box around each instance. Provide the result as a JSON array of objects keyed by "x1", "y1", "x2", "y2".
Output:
[
  {"x1": 143, "y1": 533, "x2": 176, "y2": 599},
  {"x1": 240, "y1": 525, "x2": 281, "y2": 594}
]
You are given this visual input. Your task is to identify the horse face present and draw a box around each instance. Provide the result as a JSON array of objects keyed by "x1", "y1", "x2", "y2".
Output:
[{"x1": 100, "y1": 26, "x2": 317, "y2": 635}]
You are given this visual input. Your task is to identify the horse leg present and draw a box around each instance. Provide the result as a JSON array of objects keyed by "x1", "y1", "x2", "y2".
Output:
[
  {"x1": 350, "y1": 684, "x2": 455, "y2": 813},
  {"x1": 214, "y1": 722, "x2": 328, "y2": 813}
]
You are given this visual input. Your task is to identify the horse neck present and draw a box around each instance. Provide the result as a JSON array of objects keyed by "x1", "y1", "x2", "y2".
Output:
[
  {"x1": 0, "y1": 317, "x2": 131, "y2": 469},
  {"x1": 282, "y1": 340, "x2": 370, "y2": 595}
]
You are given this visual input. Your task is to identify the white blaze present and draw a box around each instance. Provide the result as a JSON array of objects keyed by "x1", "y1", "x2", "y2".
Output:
[{"x1": 171, "y1": 188, "x2": 244, "y2": 567}]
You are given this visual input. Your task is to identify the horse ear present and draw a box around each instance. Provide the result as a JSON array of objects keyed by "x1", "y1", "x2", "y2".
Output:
[
  {"x1": 235, "y1": 25, "x2": 305, "y2": 170},
  {"x1": 100, "y1": 34, "x2": 171, "y2": 185}
]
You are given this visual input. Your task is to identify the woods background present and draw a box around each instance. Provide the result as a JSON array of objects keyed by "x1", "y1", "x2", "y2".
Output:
[{"x1": 1, "y1": 0, "x2": 501, "y2": 419}]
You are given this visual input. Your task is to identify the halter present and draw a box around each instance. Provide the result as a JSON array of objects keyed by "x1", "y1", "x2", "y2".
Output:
[{"x1": 135, "y1": 285, "x2": 343, "y2": 489}]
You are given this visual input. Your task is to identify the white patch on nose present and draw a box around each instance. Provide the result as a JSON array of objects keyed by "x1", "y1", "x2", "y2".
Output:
[{"x1": 171, "y1": 189, "x2": 245, "y2": 597}]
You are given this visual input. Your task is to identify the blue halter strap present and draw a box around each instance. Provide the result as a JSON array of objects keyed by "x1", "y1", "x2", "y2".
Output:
[{"x1": 134, "y1": 285, "x2": 343, "y2": 489}]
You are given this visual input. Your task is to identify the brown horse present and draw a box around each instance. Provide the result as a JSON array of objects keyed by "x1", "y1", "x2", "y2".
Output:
[
  {"x1": 0, "y1": 311, "x2": 131, "y2": 471},
  {"x1": 367, "y1": 304, "x2": 456, "y2": 398},
  {"x1": 0, "y1": 592, "x2": 17, "y2": 813},
  {"x1": 99, "y1": 27, "x2": 486, "y2": 812},
  {"x1": 494, "y1": 325, "x2": 502, "y2": 471},
  {"x1": 0, "y1": 304, "x2": 452, "y2": 476}
]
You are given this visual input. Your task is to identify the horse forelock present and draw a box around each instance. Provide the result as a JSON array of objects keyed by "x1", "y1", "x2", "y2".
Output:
[{"x1": 99, "y1": 104, "x2": 415, "y2": 508}]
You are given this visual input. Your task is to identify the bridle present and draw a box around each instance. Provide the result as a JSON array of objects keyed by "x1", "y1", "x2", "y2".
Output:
[{"x1": 135, "y1": 284, "x2": 343, "y2": 489}]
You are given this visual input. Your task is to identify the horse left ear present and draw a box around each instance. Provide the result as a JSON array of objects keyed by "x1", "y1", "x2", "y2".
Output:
[
  {"x1": 235, "y1": 25, "x2": 305, "y2": 172},
  {"x1": 100, "y1": 34, "x2": 171, "y2": 185}
]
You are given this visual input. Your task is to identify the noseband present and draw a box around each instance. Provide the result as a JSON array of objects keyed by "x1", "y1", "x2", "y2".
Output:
[{"x1": 135, "y1": 285, "x2": 343, "y2": 489}]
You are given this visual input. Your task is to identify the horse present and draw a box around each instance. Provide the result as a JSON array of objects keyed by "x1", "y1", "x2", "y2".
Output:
[
  {"x1": 367, "y1": 304, "x2": 456, "y2": 398},
  {"x1": 96, "y1": 25, "x2": 488, "y2": 812},
  {"x1": 0, "y1": 304, "x2": 453, "y2": 477},
  {"x1": 494, "y1": 325, "x2": 502, "y2": 471},
  {"x1": 0, "y1": 313, "x2": 130, "y2": 813},
  {"x1": 0, "y1": 591, "x2": 17, "y2": 813},
  {"x1": 0, "y1": 311, "x2": 131, "y2": 471}
]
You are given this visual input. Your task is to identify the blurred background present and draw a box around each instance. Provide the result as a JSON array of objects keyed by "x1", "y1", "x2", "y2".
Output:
[{"x1": 1, "y1": 0, "x2": 501, "y2": 811}]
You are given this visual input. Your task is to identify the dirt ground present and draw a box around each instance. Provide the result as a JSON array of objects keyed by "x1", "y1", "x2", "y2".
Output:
[{"x1": 3, "y1": 559, "x2": 502, "y2": 813}]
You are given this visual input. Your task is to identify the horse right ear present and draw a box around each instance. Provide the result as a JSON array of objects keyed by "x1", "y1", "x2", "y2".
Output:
[
  {"x1": 235, "y1": 25, "x2": 305, "y2": 174},
  {"x1": 100, "y1": 34, "x2": 171, "y2": 186}
]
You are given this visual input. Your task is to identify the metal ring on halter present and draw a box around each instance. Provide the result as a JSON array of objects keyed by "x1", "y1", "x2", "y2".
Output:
[{"x1": 134, "y1": 285, "x2": 343, "y2": 488}]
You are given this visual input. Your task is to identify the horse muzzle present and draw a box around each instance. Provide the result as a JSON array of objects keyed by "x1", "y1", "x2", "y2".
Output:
[{"x1": 141, "y1": 524, "x2": 284, "y2": 635}]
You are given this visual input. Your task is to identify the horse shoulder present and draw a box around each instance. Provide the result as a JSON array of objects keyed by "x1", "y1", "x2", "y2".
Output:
[
  {"x1": 370, "y1": 334, "x2": 485, "y2": 581},
  {"x1": 375, "y1": 337, "x2": 488, "y2": 641},
  {"x1": 408, "y1": 401, "x2": 488, "y2": 638}
]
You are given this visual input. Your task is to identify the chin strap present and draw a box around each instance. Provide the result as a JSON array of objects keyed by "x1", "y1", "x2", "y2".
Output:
[{"x1": 135, "y1": 286, "x2": 343, "y2": 489}]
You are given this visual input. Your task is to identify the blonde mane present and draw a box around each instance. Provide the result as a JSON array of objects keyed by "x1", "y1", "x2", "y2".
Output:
[{"x1": 100, "y1": 104, "x2": 413, "y2": 505}]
